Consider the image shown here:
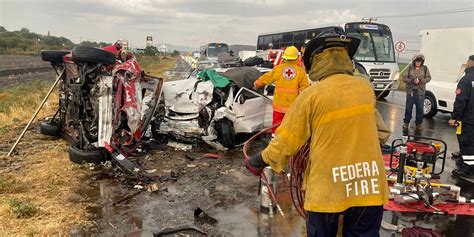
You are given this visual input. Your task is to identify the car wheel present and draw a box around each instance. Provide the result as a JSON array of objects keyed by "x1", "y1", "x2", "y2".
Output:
[
  {"x1": 39, "y1": 119, "x2": 61, "y2": 137},
  {"x1": 424, "y1": 92, "x2": 438, "y2": 118},
  {"x1": 41, "y1": 50, "x2": 69, "y2": 65},
  {"x1": 69, "y1": 142, "x2": 106, "y2": 164},
  {"x1": 216, "y1": 118, "x2": 235, "y2": 149},
  {"x1": 72, "y1": 46, "x2": 116, "y2": 65},
  {"x1": 375, "y1": 90, "x2": 390, "y2": 99}
]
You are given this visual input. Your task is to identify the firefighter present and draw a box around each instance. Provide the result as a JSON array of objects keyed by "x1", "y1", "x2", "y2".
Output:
[
  {"x1": 253, "y1": 46, "x2": 309, "y2": 133},
  {"x1": 246, "y1": 31, "x2": 388, "y2": 236},
  {"x1": 449, "y1": 55, "x2": 474, "y2": 178}
]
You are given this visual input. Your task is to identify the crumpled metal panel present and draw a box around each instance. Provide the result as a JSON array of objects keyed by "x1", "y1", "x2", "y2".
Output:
[
  {"x1": 98, "y1": 76, "x2": 113, "y2": 147},
  {"x1": 162, "y1": 76, "x2": 214, "y2": 113},
  {"x1": 159, "y1": 117, "x2": 204, "y2": 136}
]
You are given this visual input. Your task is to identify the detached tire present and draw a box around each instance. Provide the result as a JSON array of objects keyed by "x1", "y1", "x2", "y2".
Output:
[
  {"x1": 69, "y1": 143, "x2": 106, "y2": 164},
  {"x1": 424, "y1": 92, "x2": 438, "y2": 118},
  {"x1": 41, "y1": 50, "x2": 69, "y2": 65},
  {"x1": 72, "y1": 46, "x2": 116, "y2": 65},
  {"x1": 39, "y1": 120, "x2": 61, "y2": 137},
  {"x1": 216, "y1": 119, "x2": 235, "y2": 149}
]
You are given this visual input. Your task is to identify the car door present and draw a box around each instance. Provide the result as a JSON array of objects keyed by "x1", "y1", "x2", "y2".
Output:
[{"x1": 231, "y1": 87, "x2": 271, "y2": 133}]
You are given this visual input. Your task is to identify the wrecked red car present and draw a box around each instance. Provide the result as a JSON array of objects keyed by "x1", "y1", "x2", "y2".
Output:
[{"x1": 40, "y1": 42, "x2": 163, "y2": 169}]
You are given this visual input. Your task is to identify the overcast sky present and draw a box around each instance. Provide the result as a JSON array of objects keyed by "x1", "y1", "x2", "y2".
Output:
[{"x1": 1, "y1": 0, "x2": 473, "y2": 51}]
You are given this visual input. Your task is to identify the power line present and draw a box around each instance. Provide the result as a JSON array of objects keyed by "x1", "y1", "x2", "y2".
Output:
[
  {"x1": 264, "y1": 7, "x2": 473, "y2": 36},
  {"x1": 374, "y1": 7, "x2": 474, "y2": 19}
]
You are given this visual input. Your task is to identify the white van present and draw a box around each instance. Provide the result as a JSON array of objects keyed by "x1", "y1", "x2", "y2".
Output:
[{"x1": 422, "y1": 27, "x2": 474, "y2": 118}]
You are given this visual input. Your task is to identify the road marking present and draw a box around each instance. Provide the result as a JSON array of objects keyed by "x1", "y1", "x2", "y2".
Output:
[{"x1": 376, "y1": 101, "x2": 406, "y2": 109}]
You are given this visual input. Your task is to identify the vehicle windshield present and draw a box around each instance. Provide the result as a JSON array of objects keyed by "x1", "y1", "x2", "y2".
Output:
[
  {"x1": 347, "y1": 30, "x2": 395, "y2": 63},
  {"x1": 207, "y1": 44, "x2": 229, "y2": 58}
]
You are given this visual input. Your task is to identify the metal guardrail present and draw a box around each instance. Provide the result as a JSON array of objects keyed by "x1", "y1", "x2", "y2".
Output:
[{"x1": 181, "y1": 56, "x2": 198, "y2": 69}]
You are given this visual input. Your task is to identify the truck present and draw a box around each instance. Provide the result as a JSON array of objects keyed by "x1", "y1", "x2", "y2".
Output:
[{"x1": 422, "y1": 27, "x2": 474, "y2": 118}]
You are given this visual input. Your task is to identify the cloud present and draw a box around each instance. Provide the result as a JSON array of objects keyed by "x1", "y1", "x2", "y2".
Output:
[{"x1": 1, "y1": 0, "x2": 473, "y2": 49}]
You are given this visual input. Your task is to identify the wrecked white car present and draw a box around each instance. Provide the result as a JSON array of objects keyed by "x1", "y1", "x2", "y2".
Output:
[{"x1": 153, "y1": 66, "x2": 273, "y2": 149}]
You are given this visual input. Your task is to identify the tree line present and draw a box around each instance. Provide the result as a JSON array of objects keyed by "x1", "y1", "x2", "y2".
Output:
[{"x1": 0, "y1": 26, "x2": 109, "y2": 55}]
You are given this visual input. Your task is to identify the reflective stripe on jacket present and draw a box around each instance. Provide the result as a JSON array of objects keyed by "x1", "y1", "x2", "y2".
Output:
[
  {"x1": 261, "y1": 48, "x2": 388, "y2": 213},
  {"x1": 254, "y1": 60, "x2": 309, "y2": 113}
]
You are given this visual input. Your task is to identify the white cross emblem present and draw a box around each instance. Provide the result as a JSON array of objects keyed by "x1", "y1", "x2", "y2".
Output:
[{"x1": 282, "y1": 66, "x2": 296, "y2": 80}]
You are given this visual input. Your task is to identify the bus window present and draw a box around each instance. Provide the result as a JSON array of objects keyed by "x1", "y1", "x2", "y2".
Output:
[
  {"x1": 272, "y1": 34, "x2": 282, "y2": 49},
  {"x1": 345, "y1": 23, "x2": 395, "y2": 62},
  {"x1": 282, "y1": 33, "x2": 293, "y2": 44},
  {"x1": 372, "y1": 35, "x2": 395, "y2": 62},
  {"x1": 263, "y1": 35, "x2": 272, "y2": 49},
  {"x1": 206, "y1": 44, "x2": 229, "y2": 58},
  {"x1": 294, "y1": 32, "x2": 305, "y2": 42},
  {"x1": 258, "y1": 36, "x2": 264, "y2": 50},
  {"x1": 348, "y1": 32, "x2": 376, "y2": 61}
]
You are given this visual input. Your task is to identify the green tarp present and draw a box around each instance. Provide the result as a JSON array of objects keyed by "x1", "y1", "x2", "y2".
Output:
[{"x1": 197, "y1": 69, "x2": 231, "y2": 88}]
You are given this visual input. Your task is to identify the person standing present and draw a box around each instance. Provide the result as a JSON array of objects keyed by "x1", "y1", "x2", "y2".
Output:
[
  {"x1": 254, "y1": 46, "x2": 309, "y2": 133},
  {"x1": 246, "y1": 31, "x2": 388, "y2": 237},
  {"x1": 402, "y1": 53, "x2": 431, "y2": 131},
  {"x1": 449, "y1": 55, "x2": 474, "y2": 178}
]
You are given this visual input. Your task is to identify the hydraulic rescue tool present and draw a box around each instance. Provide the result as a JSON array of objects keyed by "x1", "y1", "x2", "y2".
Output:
[{"x1": 388, "y1": 135, "x2": 473, "y2": 209}]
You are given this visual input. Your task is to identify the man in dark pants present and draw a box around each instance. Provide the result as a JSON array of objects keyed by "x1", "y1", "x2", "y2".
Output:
[
  {"x1": 402, "y1": 53, "x2": 431, "y2": 132},
  {"x1": 449, "y1": 55, "x2": 474, "y2": 179}
]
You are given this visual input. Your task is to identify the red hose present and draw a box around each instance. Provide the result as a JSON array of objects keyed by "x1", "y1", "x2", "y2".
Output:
[
  {"x1": 289, "y1": 144, "x2": 309, "y2": 220},
  {"x1": 243, "y1": 124, "x2": 309, "y2": 220}
]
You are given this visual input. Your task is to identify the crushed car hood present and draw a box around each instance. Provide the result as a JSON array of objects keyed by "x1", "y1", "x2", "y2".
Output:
[{"x1": 162, "y1": 76, "x2": 214, "y2": 114}]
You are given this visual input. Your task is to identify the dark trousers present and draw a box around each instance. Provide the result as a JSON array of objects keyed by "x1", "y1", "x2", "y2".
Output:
[
  {"x1": 458, "y1": 122, "x2": 474, "y2": 155},
  {"x1": 306, "y1": 206, "x2": 384, "y2": 237},
  {"x1": 458, "y1": 122, "x2": 474, "y2": 174},
  {"x1": 404, "y1": 93, "x2": 424, "y2": 125}
]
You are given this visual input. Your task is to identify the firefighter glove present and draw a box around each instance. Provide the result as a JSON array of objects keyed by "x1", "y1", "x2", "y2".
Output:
[{"x1": 245, "y1": 153, "x2": 267, "y2": 176}]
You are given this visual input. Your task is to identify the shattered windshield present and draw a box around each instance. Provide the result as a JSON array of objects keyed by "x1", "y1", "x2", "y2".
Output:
[
  {"x1": 347, "y1": 29, "x2": 395, "y2": 63},
  {"x1": 207, "y1": 44, "x2": 229, "y2": 58}
]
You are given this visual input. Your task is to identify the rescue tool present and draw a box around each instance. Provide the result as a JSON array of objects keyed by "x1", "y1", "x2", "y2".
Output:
[{"x1": 386, "y1": 135, "x2": 473, "y2": 214}]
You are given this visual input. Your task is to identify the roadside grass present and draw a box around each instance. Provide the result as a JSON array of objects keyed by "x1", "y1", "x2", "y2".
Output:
[
  {"x1": 0, "y1": 79, "x2": 91, "y2": 235},
  {"x1": 0, "y1": 56, "x2": 179, "y2": 235},
  {"x1": 0, "y1": 80, "x2": 59, "y2": 136},
  {"x1": 0, "y1": 137, "x2": 92, "y2": 235},
  {"x1": 6, "y1": 198, "x2": 38, "y2": 218},
  {"x1": 137, "y1": 55, "x2": 178, "y2": 79},
  {"x1": 0, "y1": 175, "x2": 27, "y2": 194}
]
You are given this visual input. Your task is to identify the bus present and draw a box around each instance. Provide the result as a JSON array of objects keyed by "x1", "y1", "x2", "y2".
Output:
[
  {"x1": 199, "y1": 43, "x2": 230, "y2": 60},
  {"x1": 257, "y1": 22, "x2": 399, "y2": 98},
  {"x1": 197, "y1": 43, "x2": 230, "y2": 69}
]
